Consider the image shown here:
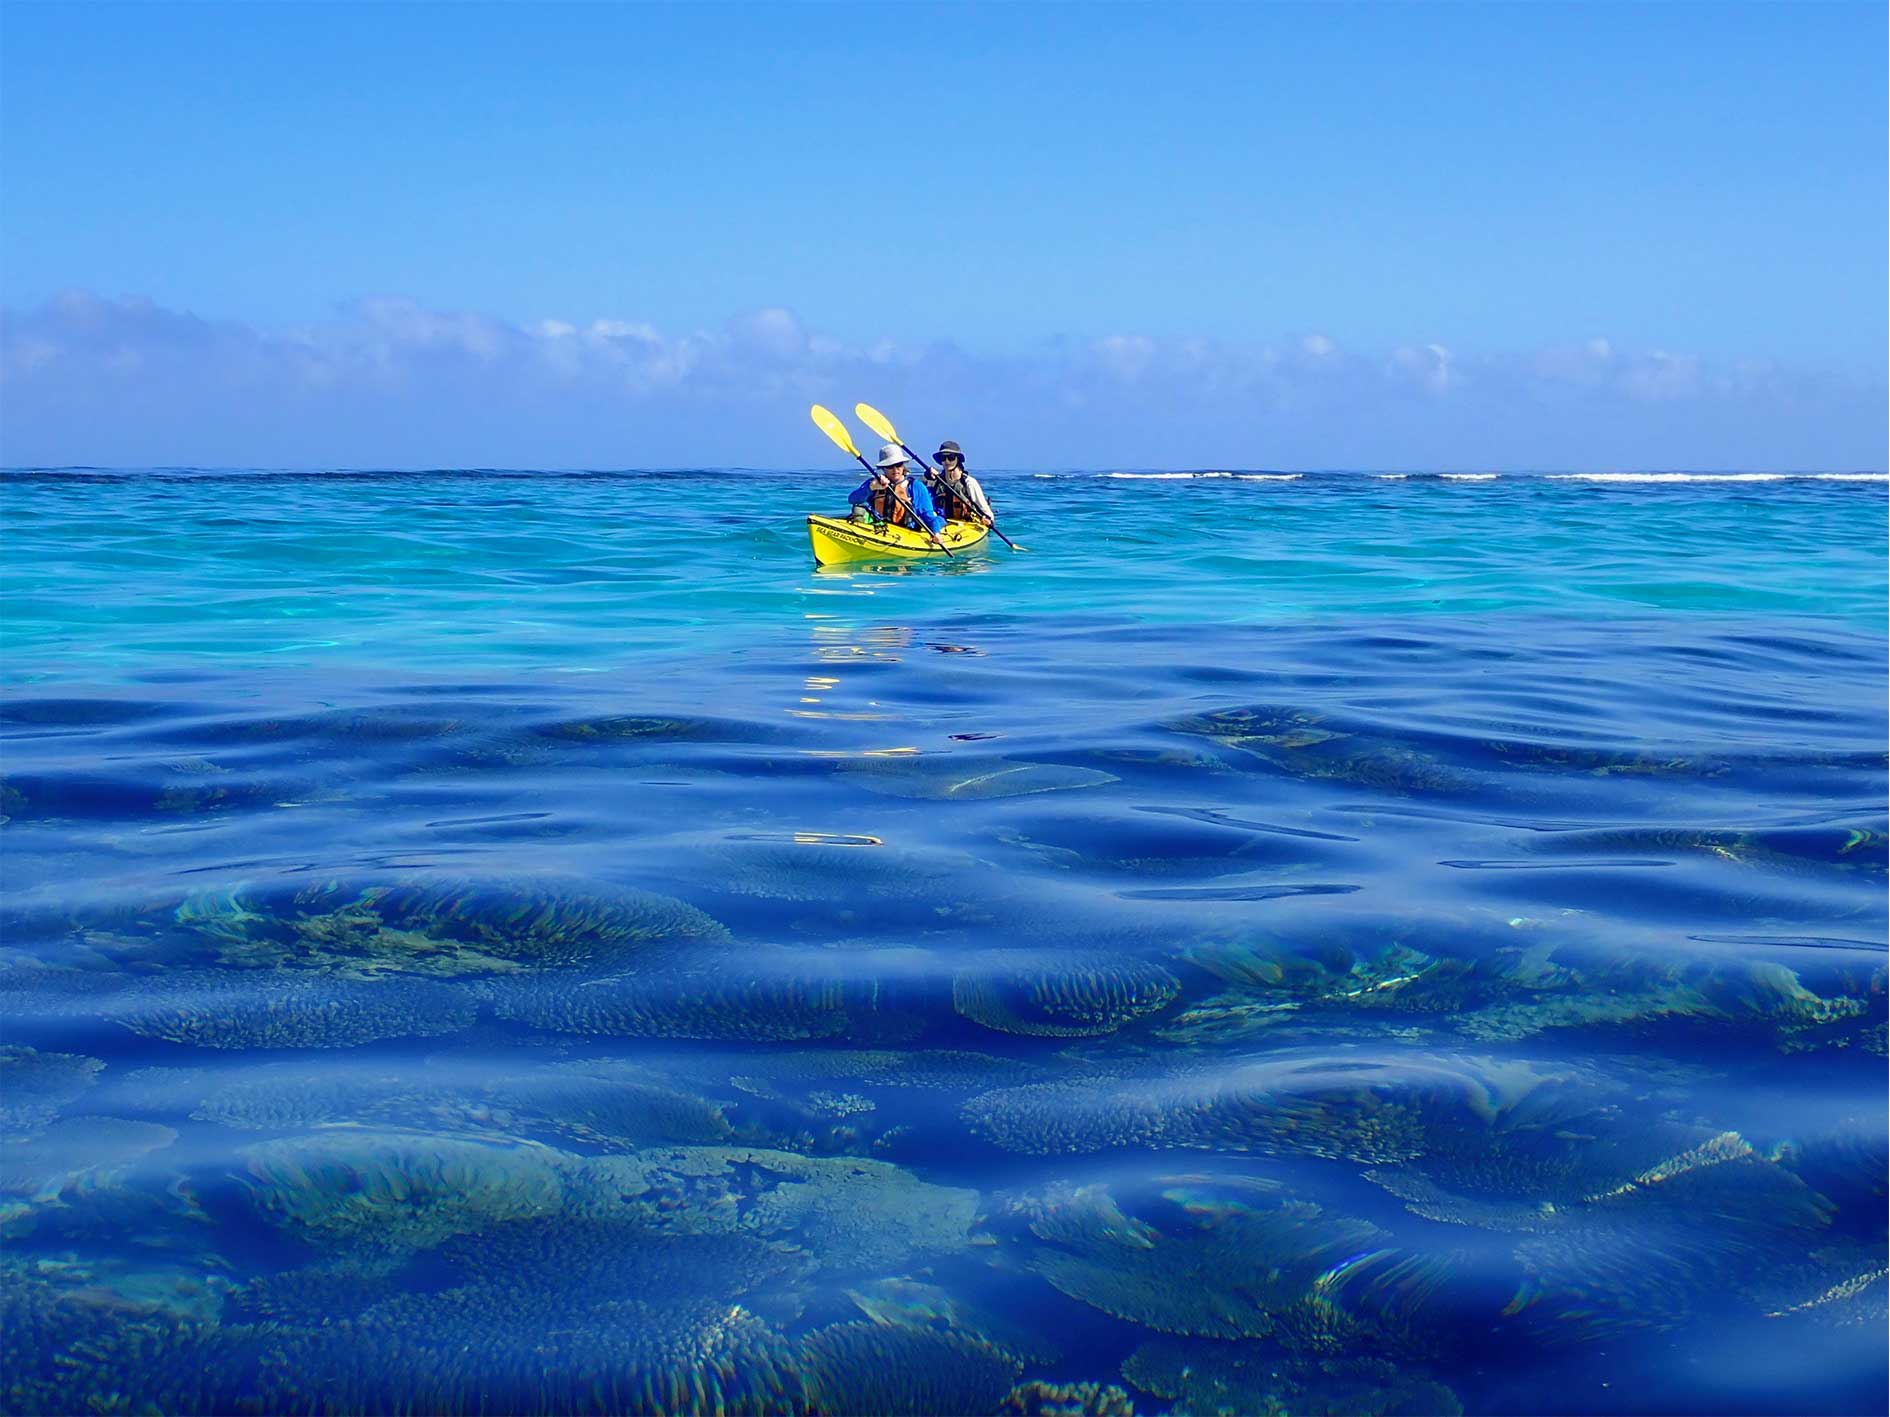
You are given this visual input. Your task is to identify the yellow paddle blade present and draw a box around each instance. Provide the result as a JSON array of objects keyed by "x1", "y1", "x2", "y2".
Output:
[
  {"x1": 854, "y1": 402, "x2": 899, "y2": 445},
  {"x1": 810, "y1": 405, "x2": 859, "y2": 459}
]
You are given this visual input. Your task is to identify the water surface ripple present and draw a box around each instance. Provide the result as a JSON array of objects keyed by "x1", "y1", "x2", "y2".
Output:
[{"x1": 2, "y1": 468, "x2": 1885, "y2": 1416}]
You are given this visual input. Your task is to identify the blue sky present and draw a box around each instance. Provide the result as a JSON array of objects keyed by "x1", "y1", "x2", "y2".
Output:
[{"x1": 2, "y1": 1, "x2": 1884, "y2": 468}]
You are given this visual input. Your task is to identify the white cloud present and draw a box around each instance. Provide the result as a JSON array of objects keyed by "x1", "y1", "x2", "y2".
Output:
[
  {"x1": 1389, "y1": 342, "x2": 1457, "y2": 395},
  {"x1": 0, "y1": 290, "x2": 1881, "y2": 470},
  {"x1": 1533, "y1": 337, "x2": 1614, "y2": 387},
  {"x1": 350, "y1": 296, "x2": 507, "y2": 360},
  {"x1": 740, "y1": 307, "x2": 806, "y2": 359},
  {"x1": 1620, "y1": 349, "x2": 1702, "y2": 403},
  {"x1": 587, "y1": 318, "x2": 659, "y2": 341},
  {"x1": 1092, "y1": 333, "x2": 1158, "y2": 382}
]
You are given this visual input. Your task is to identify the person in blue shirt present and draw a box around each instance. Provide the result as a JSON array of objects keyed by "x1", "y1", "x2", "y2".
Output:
[{"x1": 849, "y1": 443, "x2": 944, "y2": 533}]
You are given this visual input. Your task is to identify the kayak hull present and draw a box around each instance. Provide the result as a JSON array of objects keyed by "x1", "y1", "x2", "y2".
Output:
[{"x1": 806, "y1": 514, "x2": 991, "y2": 565}]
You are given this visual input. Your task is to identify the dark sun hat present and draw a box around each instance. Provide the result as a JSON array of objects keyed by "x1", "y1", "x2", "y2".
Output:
[{"x1": 935, "y1": 440, "x2": 966, "y2": 464}]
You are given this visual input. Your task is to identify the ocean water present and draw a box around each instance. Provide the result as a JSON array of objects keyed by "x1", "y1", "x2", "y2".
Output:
[{"x1": 1, "y1": 466, "x2": 1885, "y2": 1416}]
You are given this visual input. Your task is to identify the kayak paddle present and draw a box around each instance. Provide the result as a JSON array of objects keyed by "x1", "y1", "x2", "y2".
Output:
[
  {"x1": 853, "y1": 402, "x2": 1027, "y2": 552},
  {"x1": 808, "y1": 405, "x2": 953, "y2": 557}
]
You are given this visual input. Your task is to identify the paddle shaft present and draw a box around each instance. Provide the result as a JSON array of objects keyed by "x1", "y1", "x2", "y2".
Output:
[
  {"x1": 851, "y1": 451, "x2": 953, "y2": 557},
  {"x1": 898, "y1": 440, "x2": 1024, "y2": 552}
]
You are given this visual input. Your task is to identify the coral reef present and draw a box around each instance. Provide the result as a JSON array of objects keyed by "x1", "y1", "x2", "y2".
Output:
[
  {"x1": 802, "y1": 1321, "x2": 1023, "y2": 1415},
  {"x1": 489, "y1": 965, "x2": 885, "y2": 1041},
  {"x1": 240, "y1": 1128, "x2": 569, "y2": 1254},
  {"x1": 480, "y1": 1061, "x2": 737, "y2": 1147},
  {"x1": 953, "y1": 952, "x2": 1181, "y2": 1037},
  {"x1": 178, "y1": 874, "x2": 729, "y2": 976},
  {"x1": 964, "y1": 1052, "x2": 1542, "y2": 1163},
  {"x1": 1020, "y1": 1179, "x2": 1386, "y2": 1344},
  {"x1": 0, "y1": 1117, "x2": 177, "y2": 1202},
  {"x1": 582, "y1": 1145, "x2": 980, "y2": 1271},
  {"x1": 1502, "y1": 1145, "x2": 1839, "y2": 1338},
  {"x1": 0, "y1": 1266, "x2": 225, "y2": 1417},
  {"x1": 118, "y1": 972, "x2": 477, "y2": 1048},
  {"x1": 0, "y1": 1046, "x2": 103, "y2": 1133},
  {"x1": 1121, "y1": 1338, "x2": 1464, "y2": 1417},
  {"x1": 1166, "y1": 705, "x2": 1475, "y2": 796},
  {"x1": 999, "y1": 1380, "x2": 1137, "y2": 1416}
]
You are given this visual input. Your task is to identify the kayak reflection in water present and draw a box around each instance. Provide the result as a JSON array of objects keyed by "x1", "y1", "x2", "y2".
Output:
[
  {"x1": 924, "y1": 441, "x2": 995, "y2": 528},
  {"x1": 849, "y1": 443, "x2": 944, "y2": 532}
]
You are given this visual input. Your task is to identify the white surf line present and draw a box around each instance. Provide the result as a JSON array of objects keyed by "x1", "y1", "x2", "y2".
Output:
[
  {"x1": 1102, "y1": 471, "x2": 1303, "y2": 480},
  {"x1": 1548, "y1": 472, "x2": 1888, "y2": 483}
]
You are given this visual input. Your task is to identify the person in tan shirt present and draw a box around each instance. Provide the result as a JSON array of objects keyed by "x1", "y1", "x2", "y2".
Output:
[{"x1": 924, "y1": 440, "x2": 995, "y2": 527}]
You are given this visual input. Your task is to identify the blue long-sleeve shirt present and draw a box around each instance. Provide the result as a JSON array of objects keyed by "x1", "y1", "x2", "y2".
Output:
[{"x1": 848, "y1": 474, "x2": 944, "y2": 533}]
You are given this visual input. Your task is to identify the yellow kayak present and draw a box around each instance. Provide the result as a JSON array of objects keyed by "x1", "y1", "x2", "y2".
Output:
[{"x1": 806, "y1": 514, "x2": 991, "y2": 565}]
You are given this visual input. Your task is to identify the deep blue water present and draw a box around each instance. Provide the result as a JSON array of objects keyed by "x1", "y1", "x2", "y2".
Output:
[{"x1": 2, "y1": 467, "x2": 1885, "y2": 1416}]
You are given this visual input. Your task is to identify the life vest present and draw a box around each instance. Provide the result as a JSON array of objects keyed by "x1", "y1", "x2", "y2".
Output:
[
  {"x1": 926, "y1": 473, "x2": 979, "y2": 524},
  {"x1": 871, "y1": 479, "x2": 921, "y2": 528}
]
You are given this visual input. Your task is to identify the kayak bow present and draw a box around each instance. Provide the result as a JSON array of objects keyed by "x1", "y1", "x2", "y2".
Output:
[{"x1": 807, "y1": 515, "x2": 991, "y2": 565}]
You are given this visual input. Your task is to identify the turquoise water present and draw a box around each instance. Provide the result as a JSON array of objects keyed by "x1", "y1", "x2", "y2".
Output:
[
  {"x1": 2, "y1": 467, "x2": 1886, "y2": 1416},
  {"x1": 6, "y1": 470, "x2": 1885, "y2": 682}
]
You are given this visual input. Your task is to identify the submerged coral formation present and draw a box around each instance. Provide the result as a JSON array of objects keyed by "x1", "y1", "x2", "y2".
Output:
[
  {"x1": 1507, "y1": 1149, "x2": 1839, "y2": 1334},
  {"x1": 952, "y1": 952, "x2": 1181, "y2": 1037},
  {"x1": 579, "y1": 1144, "x2": 980, "y2": 1271},
  {"x1": 999, "y1": 1380, "x2": 1137, "y2": 1416},
  {"x1": 203, "y1": 1057, "x2": 742, "y2": 1146},
  {"x1": 963, "y1": 1051, "x2": 1548, "y2": 1162},
  {"x1": 489, "y1": 965, "x2": 887, "y2": 1041},
  {"x1": 0, "y1": 1046, "x2": 103, "y2": 1133},
  {"x1": 1450, "y1": 953, "x2": 1882, "y2": 1051},
  {"x1": 177, "y1": 875, "x2": 730, "y2": 976},
  {"x1": 1019, "y1": 1178, "x2": 1387, "y2": 1345},
  {"x1": 118, "y1": 972, "x2": 477, "y2": 1049},
  {"x1": 803, "y1": 1321, "x2": 1024, "y2": 1415},
  {"x1": 1, "y1": 1265, "x2": 225, "y2": 1417},
  {"x1": 240, "y1": 1128, "x2": 569, "y2": 1253},
  {"x1": 223, "y1": 1208, "x2": 816, "y2": 1408},
  {"x1": 4, "y1": 776, "x2": 1883, "y2": 1416},
  {"x1": 193, "y1": 1064, "x2": 462, "y2": 1132},
  {"x1": 1120, "y1": 1338, "x2": 1464, "y2": 1417},
  {"x1": 1165, "y1": 705, "x2": 1475, "y2": 796},
  {"x1": 1764, "y1": 1264, "x2": 1889, "y2": 1328},
  {"x1": 0, "y1": 1116, "x2": 177, "y2": 1202},
  {"x1": 479, "y1": 1061, "x2": 737, "y2": 1147},
  {"x1": 3, "y1": 1029, "x2": 1884, "y2": 1415}
]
